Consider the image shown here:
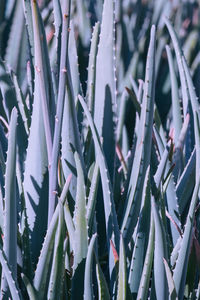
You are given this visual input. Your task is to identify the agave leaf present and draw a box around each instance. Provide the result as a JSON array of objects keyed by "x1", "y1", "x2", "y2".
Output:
[
  {"x1": 0, "y1": 188, "x2": 4, "y2": 235},
  {"x1": 166, "y1": 45, "x2": 182, "y2": 145},
  {"x1": 0, "y1": 59, "x2": 18, "y2": 120},
  {"x1": 94, "y1": 0, "x2": 116, "y2": 179},
  {"x1": 121, "y1": 126, "x2": 129, "y2": 161},
  {"x1": 84, "y1": 234, "x2": 97, "y2": 300},
  {"x1": 61, "y1": 174, "x2": 75, "y2": 250},
  {"x1": 128, "y1": 232, "x2": 145, "y2": 295},
  {"x1": 152, "y1": 197, "x2": 168, "y2": 300},
  {"x1": 5, "y1": 1, "x2": 26, "y2": 76},
  {"x1": 0, "y1": 124, "x2": 8, "y2": 225},
  {"x1": 83, "y1": 22, "x2": 100, "y2": 163},
  {"x1": 0, "y1": 59, "x2": 27, "y2": 180},
  {"x1": 0, "y1": 245, "x2": 22, "y2": 300},
  {"x1": 163, "y1": 259, "x2": 178, "y2": 300},
  {"x1": 153, "y1": 125, "x2": 180, "y2": 246},
  {"x1": 182, "y1": 57, "x2": 200, "y2": 178},
  {"x1": 22, "y1": 273, "x2": 38, "y2": 300},
  {"x1": 20, "y1": 205, "x2": 33, "y2": 281},
  {"x1": 133, "y1": 80, "x2": 143, "y2": 142},
  {"x1": 173, "y1": 114, "x2": 190, "y2": 182},
  {"x1": 23, "y1": 75, "x2": 49, "y2": 264},
  {"x1": 137, "y1": 212, "x2": 155, "y2": 300},
  {"x1": 31, "y1": 0, "x2": 55, "y2": 161},
  {"x1": 12, "y1": 72, "x2": 31, "y2": 134},
  {"x1": 73, "y1": 151, "x2": 88, "y2": 271},
  {"x1": 176, "y1": 149, "x2": 196, "y2": 215},
  {"x1": 170, "y1": 235, "x2": 182, "y2": 268},
  {"x1": 22, "y1": 0, "x2": 34, "y2": 62},
  {"x1": 115, "y1": 143, "x2": 128, "y2": 182},
  {"x1": 48, "y1": 1, "x2": 71, "y2": 224},
  {"x1": 26, "y1": 60, "x2": 34, "y2": 110},
  {"x1": 121, "y1": 25, "x2": 156, "y2": 244},
  {"x1": 78, "y1": 94, "x2": 120, "y2": 257},
  {"x1": 165, "y1": 177, "x2": 180, "y2": 246},
  {"x1": 86, "y1": 22, "x2": 100, "y2": 116},
  {"x1": 61, "y1": 93, "x2": 78, "y2": 200},
  {"x1": 0, "y1": 124, "x2": 6, "y2": 234},
  {"x1": 86, "y1": 162, "x2": 100, "y2": 236},
  {"x1": 59, "y1": 174, "x2": 72, "y2": 206},
  {"x1": 129, "y1": 167, "x2": 151, "y2": 292},
  {"x1": 173, "y1": 179, "x2": 200, "y2": 299},
  {"x1": 47, "y1": 202, "x2": 65, "y2": 300},
  {"x1": 61, "y1": 30, "x2": 85, "y2": 201},
  {"x1": 94, "y1": 0, "x2": 116, "y2": 134},
  {"x1": 68, "y1": 21, "x2": 82, "y2": 102},
  {"x1": 184, "y1": 238, "x2": 197, "y2": 298},
  {"x1": 1, "y1": 107, "x2": 18, "y2": 296},
  {"x1": 164, "y1": 17, "x2": 189, "y2": 118},
  {"x1": 52, "y1": 0, "x2": 62, "y2": 74},
  {"x1": 33, "y1": 178, "x2": 71, "y2": 298},
  {"x1": 60, "y1": 174, "x2": 74, "y2": 249},
  {"x1": 33, "y1": 209, "x2": 58, "y2": 298},
  {"x1": 154, "y1": 140, "x2": 171, "y2": 189},
  {"x1": 63, "y1": 202, "x2": 75, "y2": 252},
  {"x1": 96, "y1": 262, "x2": 110, "y2": 300},
  {"x1": 117, "y1": 235, "x2": 127, "y2": 300}
]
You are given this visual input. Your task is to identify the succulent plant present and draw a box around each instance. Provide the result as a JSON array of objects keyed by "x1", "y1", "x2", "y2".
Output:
[{"x1": 0, "y1": 0, "x2": 200, "y2": 299}]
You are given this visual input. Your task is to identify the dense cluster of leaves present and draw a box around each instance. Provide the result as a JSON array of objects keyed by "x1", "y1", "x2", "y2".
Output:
[{"x1": 0, "y1": 0, "x2": 200, "y2": 299}]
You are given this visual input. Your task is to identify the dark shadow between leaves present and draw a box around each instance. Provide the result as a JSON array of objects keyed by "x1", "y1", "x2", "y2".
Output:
[{"x1": 26, "y1": 171, "x2": 48, "y2": 267}]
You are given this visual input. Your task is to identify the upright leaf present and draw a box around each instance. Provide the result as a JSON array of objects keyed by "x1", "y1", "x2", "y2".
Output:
[
  {"x1": 94, "y1": 0, "x2": 117, "y2": 179},
  {"x1": 1, "y1": 108, "x2": 18, "y2": 296},
  {"x1": 173, "y1": 180, "x2": 200, "y2": 299},
  {"x1": 73, "y1": 152, "x2": 88, "y2": 271},
  {"x1": 121, "y1": 25, "x2": 156, "y2": 244},
  {"x1": 152, "y1": 197, "x2": 168, "y2": 300},
  {"x1": 48, "y1": 1, "x2": 71, "y2": 224},
  {"x1": 84, "y1": 234, "x2": 97, "y2": 300},
  {"x1": 31, "y1": 0, "x2": 55, "y2": 162},
  {"x1": 117, "y1": 235, "x2": 127, "y2": 300}
]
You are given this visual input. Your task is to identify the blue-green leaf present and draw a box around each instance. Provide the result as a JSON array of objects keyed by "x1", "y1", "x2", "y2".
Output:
[
  {"x1": 78, "y1": 94, "x2": 120, "y2": 254},
  {"x1": 84, "y1": 234, "x2": 97, "y2": 300},
  {"x1": 2, "y1": 107, "x2": 18, "y2": 296},
  {"x1": 73, "y1": 151, "x2": 88, "y2": 271},
  {"x1": 47, "y1": 202, "x2": 65, "y2": 300},
  {"x1": 152, "y1": 197, "x2": 168, "y2": 300},
  {"x1": 163, "y1": 258, "x2": 178, "y2": 300},
  {"x1": 0, "y1": 246, "x2": 22, "y2": 300},
  {"x1": 48, "y1": 1, "x2": 71, "y2": 224},
  {"x1": 137, "y1": 212, "x2": 155, "y2": 300},
  {"x1": 94, "y1": 0, "x2": 116, "y2": 179},
  {"x1": 96, "y1": 262, "x2": 110, "y2": 300},
  {"x1": 22, "y1": 273, "x2": 38, "y2": 300},
  {"x1": 117, "y1": 235, "x2": 127, "y2": 300},
  {"x1": 31, "y1": 0, "x2": 55, "y2": 161},
  {"x1": 173, "y1": 180, "x2": 200, "y2": 299},
  {"x1": 166, "y1": 45, "x2": 182, "y2": 145},
  {"x1": 121, "y1": 25, "x2": 156, "y2": 244}
]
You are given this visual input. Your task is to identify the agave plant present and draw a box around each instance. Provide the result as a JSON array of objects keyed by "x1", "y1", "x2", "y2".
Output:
[{"x1": 0, "y1": 0, "x2": 200, "y2": 299}]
